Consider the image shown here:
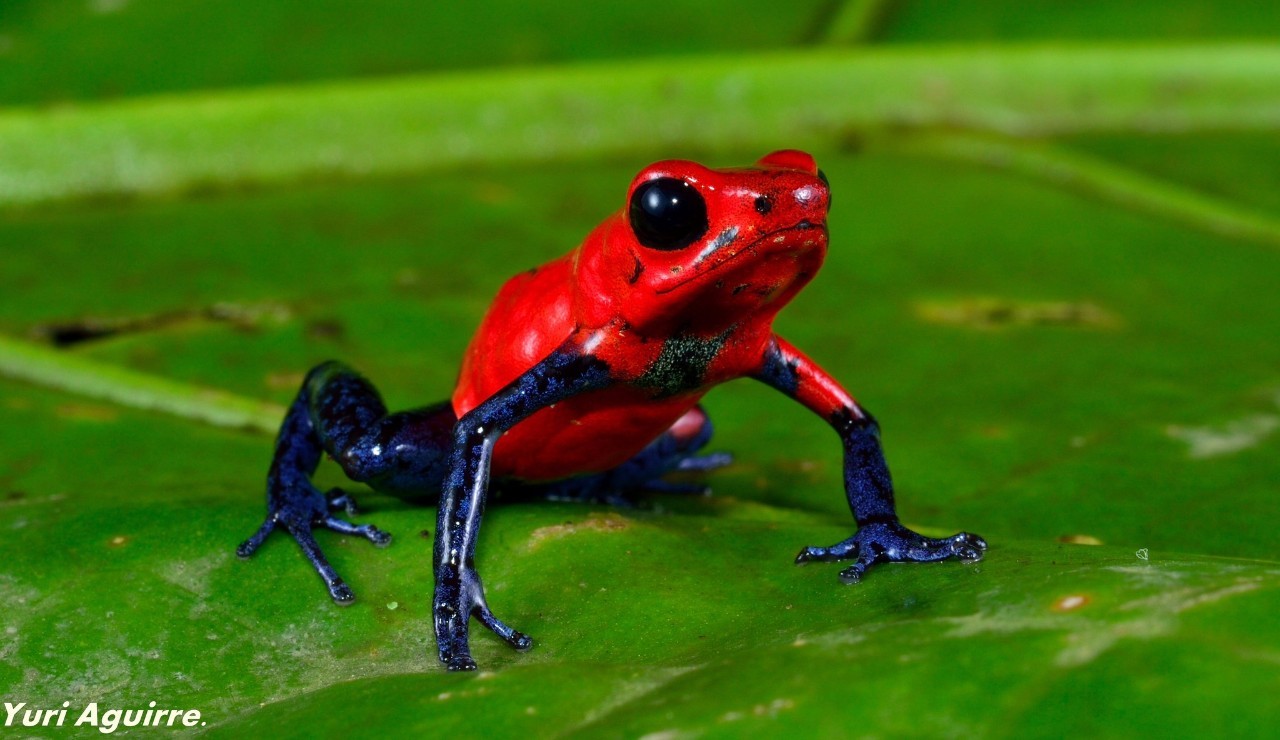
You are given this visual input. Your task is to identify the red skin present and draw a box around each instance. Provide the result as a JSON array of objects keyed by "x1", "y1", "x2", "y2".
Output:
[{"x1": 452, "y1": 150, "x2": 856, "y2": 480}]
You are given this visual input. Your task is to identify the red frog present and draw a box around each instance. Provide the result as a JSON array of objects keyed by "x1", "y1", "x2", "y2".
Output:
[{"x1": 238, "y1": 150, "x2": 987, "y2": 671}]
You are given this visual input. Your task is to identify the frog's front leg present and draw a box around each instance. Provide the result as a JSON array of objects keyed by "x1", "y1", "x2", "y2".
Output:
[
  {"x1": 753, "y1": 336, "x2": 986, "y2": 583},
  {"x1": 434, "y1": 338, "x2": 612, "y2": 671},
  {"x1": 238, "y1": 362, "x2": 455, "y2": 603}
]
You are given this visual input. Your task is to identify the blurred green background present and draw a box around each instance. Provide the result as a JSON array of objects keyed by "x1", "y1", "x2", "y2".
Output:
[{"x1": 1, "y1": 1, "x2": 1278, "y2": 736}]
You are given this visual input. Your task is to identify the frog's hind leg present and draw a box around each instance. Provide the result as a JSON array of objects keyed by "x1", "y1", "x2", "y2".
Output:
[
  {"x1": 237, "y1": 361, "x2": 455, "y2": 603},
  {"x1": 540, "y1": 405, "x2": 732, "y2": 505},
  {"x1": 636, "y1": 405, "x2": 734, "y2": 490}
]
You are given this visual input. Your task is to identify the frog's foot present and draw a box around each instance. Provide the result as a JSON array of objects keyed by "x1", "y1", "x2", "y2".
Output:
[
  {"x1": 795, "y1": 521, "x2": 986, "y2": 584},
  {"x1": 237, "y1": 485, "x2": 391, "y2": 604},
  {"x1": 434, "y1": 567, "x2": 533, "y2": 671}
]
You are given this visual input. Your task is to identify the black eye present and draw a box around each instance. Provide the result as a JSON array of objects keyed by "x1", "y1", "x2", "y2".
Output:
[{"x1": 629, "y1": 177, "x2": 708, "y2": 251}]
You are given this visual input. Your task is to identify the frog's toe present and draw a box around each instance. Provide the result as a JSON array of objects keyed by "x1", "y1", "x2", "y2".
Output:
[
  {"x1": 794, "y1": 539, "x2": 857, "y2": 564},
  {"x1": 434, "y1": 606, "x2": 479, "y2": 671},
  {"x1": 795, "y1": 539, "x2": 878, "y2": 583},
  {"x1": 329, "y1": 580, "x2": 356, "y2": 605},
  {"x1": 941, "y1": 531, "x2": 987, "y2": 562},
  {"x1": 326, "y1": 487, "x2": 359, "y2": 514},
  {"x1": 837, "y1": 548, "x2": 883, "y2": 584},
  {"x1": 899, "y1": 530, "x2": 987, "y2": 563},
  {"x1": 476, "y1": 605, "x2": 534, "y2": 651},
  {"x1": 236, "y1": 517, "x2": 277, "y2": 558},
  {"x1": 675, "y1": 451, "x2": 734, "y2": 472},
  {"x1": 287, "y1": 523, "x2": 359, "y2": 604},
  {"x1": 322, "y1": 515, "x2": 393, "y2": 547},
  {"x1": 952, "y1": 530, "x2": 988, "y2": 558}
]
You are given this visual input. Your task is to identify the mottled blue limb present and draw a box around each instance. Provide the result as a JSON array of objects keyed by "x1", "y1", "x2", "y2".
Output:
[
  {"x1": 753, "y1": 336, "x2": 986, "y2": 582},
  {"x1": 239, "y1": 362, "x2": 453, "y2": 604},
  {"x1": 434, "y1": 338, "x2": 612, "y2": 671}
]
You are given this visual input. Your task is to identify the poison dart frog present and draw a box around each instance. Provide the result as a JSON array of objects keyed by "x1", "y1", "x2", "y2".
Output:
[{"x1": 238, "y1": 150, "x2": 987, "y2": 671}]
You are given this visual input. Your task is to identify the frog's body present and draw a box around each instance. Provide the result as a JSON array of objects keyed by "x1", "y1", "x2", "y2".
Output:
[
  {"x1": 454, "y1": 251, "x2": 715, "y2": 481},
  {"x1": 239, "y1": 151, "x2": 986, "y2": 671}
]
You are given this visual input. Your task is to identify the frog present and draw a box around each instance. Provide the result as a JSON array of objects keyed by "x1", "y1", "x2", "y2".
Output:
[{"x1": 237, "y1": 150, "x2": 987, "y2": 671}]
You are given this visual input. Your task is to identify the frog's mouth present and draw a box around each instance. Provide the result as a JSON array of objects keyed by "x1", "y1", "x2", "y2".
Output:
[{"x1": 654, "y1": 220, "x2": 826, "y2": 295}]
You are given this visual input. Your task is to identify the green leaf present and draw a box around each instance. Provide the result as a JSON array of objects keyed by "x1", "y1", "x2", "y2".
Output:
[
  {"x1": 6, "y1": 44, "x2": 1280, "y2": 208},
  {"x1": 2, "y1": 3, "x2": 1279, "y2": 736}
]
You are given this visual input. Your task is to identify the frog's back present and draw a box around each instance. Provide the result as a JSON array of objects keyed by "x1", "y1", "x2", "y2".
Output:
[
  {"x1": 451, "y1": 251, "x2": 706, "y2": 481},
  {"x1": 452, "y1": 253, "x2": 577, "y2": 418}
]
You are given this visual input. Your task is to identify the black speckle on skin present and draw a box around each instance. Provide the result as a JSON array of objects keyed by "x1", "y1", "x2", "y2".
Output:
[
  {"x1": 755, "y1": 196, "x2": 773, "y2": 215},
  {"x1": 628, "y1": 255, "x2": 645, "y2": 285},
  {"x1": 732, "y1": 284, "x2": 750, "y2": 295},
  {"x1": 829, "y1": 406, "x2": 896, "y2": 524},
  {"x1": 636, "y1": 331, "x2": 731, "y2": 397},
  {"x1": 830, "y1": 405, "x2": 873, "y2": 437},
  {"x1": 757, "y1": 341, "x2": 800, "y2": 396}
]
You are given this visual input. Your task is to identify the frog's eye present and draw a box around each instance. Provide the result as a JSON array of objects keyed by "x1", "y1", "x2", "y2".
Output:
[{"x1": 629, "y1": 177, "x2": 709, "y2": 251}]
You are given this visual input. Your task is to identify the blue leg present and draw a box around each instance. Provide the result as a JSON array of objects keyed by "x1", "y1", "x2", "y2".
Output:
[
  {"x1": 536, "y1": 405, "x2": 732, "y2": 505},
  {"x1": 792, "y1": 411, "x2": 987, "y2": 583},
  {"x1": 237, "y1": 361, "x2": 456, "y2": 603},
  {"x1": 754, "y1": 337, "x2": 986, "y2": 584},
  {"x1": 433, "y1": 344, "x2": 612, "y2": 671}
]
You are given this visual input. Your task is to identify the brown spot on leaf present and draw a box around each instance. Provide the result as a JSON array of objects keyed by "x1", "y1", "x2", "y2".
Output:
[
  {"x1": 32, "y1": 302, "x2": 291, "y2": 346},
  {"x1": 527, "y1": 512, "x2": 630, "y2": 549},
  {"x1": 916, "y1": 298, "x2": 1118, "y2": 329},
  {"x1": 1058, "y1": 534, "x2": 1104, "y2": 545},
  {"x1": 56, "y1": 403, "x2": 119, "y2": 422},
  {"x1": 306, "y1": 318, "x2": 346, "y2": 340}
]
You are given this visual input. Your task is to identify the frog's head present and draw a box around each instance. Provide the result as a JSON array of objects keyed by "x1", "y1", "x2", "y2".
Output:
[{"x1": 574, "y1": 150, "x2": 830, "y2": 334}]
